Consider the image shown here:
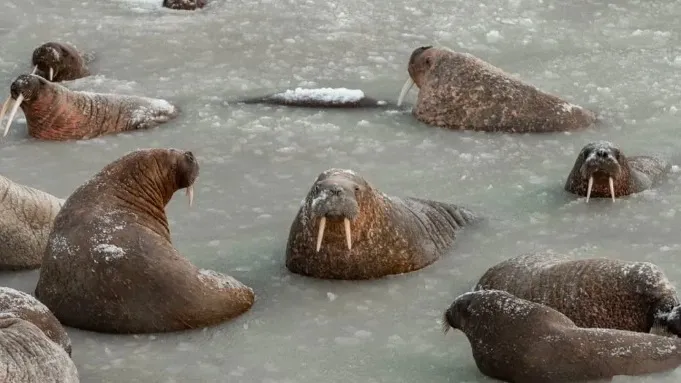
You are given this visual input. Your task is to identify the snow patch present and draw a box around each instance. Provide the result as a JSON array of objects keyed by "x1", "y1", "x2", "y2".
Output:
[
  {"x1": 93, "y1": 244, "x2": 126, "y2": 261},
  {"x1": 0, "y1": 288, "x2": 50, "y2": 314},
  {"x1": 197, "y1": 269, "x2": 245, "y2": 290},
  {"x1": 270, "y1": 88, "x2": 365, "y2": 104}
]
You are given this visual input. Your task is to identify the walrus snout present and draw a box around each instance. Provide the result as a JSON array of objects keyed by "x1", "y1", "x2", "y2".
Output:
[
  {"x1": 310, "y1": 181, "x2": 358, "y2": 253},
  {"x1": 398, "y1": 45, "x2": 436, "y2": 107},
  {"x1": 175, "y1": 150, "x2": 199, "y2": 207},
  {"x1": 665, "y1": 306, "x2": 681, "y2": 337},
  {"x1": 32, "y1": 44, "x2": 61, "y2": 82},
  {"x1": 444, "y1": 291, "x2": 476, "y2": 333},
  {"x1": 1, "y1": 74, "x2": 46, "y2": 138}
]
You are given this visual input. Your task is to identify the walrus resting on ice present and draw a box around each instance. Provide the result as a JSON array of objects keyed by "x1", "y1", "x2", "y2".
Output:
[
  {"x1": 397, "y1": 46, "x2": 597, "y2": 133},
  {"x1": 0, "y1": 316, "x2": 79, "y2": 383},
  {"x1": 240, "y1": 87, "x2": 393, "y2": 108},
  {"x1": 163, "y1": 0, "x2": 206, "y2": 10},
  {"x1": 0, "y1": 74, "x2": 178, "y2": 141},
  {"x1": 0, "y1": 287, "x2": 72, "y2": 355},
  {"x1": 564, "y1": 141, "x2": 670, "y2": 202},
  {"x1": 34, "y1": 148, "x2": 255, "y2": 334},
  {"x1": 474, "y1": 252, "x2": 681, "y2": 336},
  {"x1": 285, "y1": 168, "x2": 477, "y2": 280},
  {"x1": 31, "y1": 42, "x2": 94, "y2": 82},
  {"x1": 0, "y1": 174, "x2": 64, "y2": 270},
  {"x1": 443, "y1": 289, "x2": 681, "y2": 382}
]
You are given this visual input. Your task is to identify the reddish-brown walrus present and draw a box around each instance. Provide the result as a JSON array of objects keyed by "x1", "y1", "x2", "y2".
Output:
[
  {"x1": 31, "y1": 41, "x2": 94, "y2": 83},
  {"x1": 474, "y1": 252, "x2": 681, "y2": 336},
  {"x1": 397, "y1": 46, "x2": 598, "y2": 133},
  {"x1": 0, "y1": 315, "x2": 79, "y2": 383},
  {"x1": 285, "y1": 168, "x2": 477, "y2": 280},
  {"x1": 564, "y1": 140, "x2": 671, "y2": 202},
  {"x1": 443, "y1": 289, "x2": 681, "y2": 382},
  {"x1": 0, "y1": 287, "x2": 72, "y2": 355},
  {"x1": 34, "y1": 148, "x2": 254, "y2": 334},
  {"x1": 0, "y1": 74, "x2": 179, "y2": 141},
  {"x1": 163, "y1": 0, "x2": 206, "y2": 10}
]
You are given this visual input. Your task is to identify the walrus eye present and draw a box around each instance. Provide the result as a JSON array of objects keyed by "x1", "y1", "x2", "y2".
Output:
[
  {"x1": 425, "y1": 57, "x2": 432, "y2": 66},
  {"x1": 354, "y1": 186, "x2": 360, "y2": 193},
  {"x1": 184, "y1": 151, "x2": 195, "y2": 163}
]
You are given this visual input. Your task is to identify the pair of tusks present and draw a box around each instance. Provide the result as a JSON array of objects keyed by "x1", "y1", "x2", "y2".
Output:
[
  {"x1": 0, "y1": 94, "x2": 24, "y2": 138},
  {"x1": 186, "y1": 185, "x2": 194, "y2": 207},
  {"x1": 30, "y1": 65, "x2": 54, "y2": 81},
  {"x1": 397, "y1": 77, "x2": 415, "y2": 107},
  {"x1": 585, "y1": 176, "x2": 615, "y2": 203},
  {"x1": 315, "y1": 217, "x2": 352, "y2": 252}
]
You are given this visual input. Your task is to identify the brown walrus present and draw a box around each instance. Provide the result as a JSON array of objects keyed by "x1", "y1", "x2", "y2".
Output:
[
  {"x1": 474, "y1": 252, "x2": 681, "y2": 336},
  {"x1": 0, "y1": 316, "x2": 79, "y2": 383},
  {"x1": 34, "y1": 148, "x2": 255, "y2": 334},
  {"x1": 397, "y1": 46, "x2": 597, "y2": 133},
  {"x1": 239, "y1": 87, "x2": 393, "y2": 108},
  {"x1": 163, "y1": 0, "x2": 206, "y2": 10},
  {"x1": 0, "y1": 287, "x2": 72, "y2": 355},
  {"x1": 564, "y1": 141, "x2": 671, "y2": 202},
  {"x1": 31, "y1": 41, "x2": 94, "y2": 82},
  {"x1": 0, "y1": 74, "x2": 179, "y2": 141},
  {"x1": 443, "y1": 289, "x2": 681, "y2": 382},
  {"x1": 1, "y1": 174, "x2": 64, "y2": 270},
  {"x1": 285, "y1": 168, "x2": 477, "y2": 280}
]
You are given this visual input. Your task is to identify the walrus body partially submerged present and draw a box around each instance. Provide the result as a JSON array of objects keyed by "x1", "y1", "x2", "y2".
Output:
[
  {"x1": 397, "y1": 46, "x2": 597, "y2": 133},
  {"x1": 285, "y1": 168, "x2": 477, "y2": 280},
  {"x1": 564, "y1": 141, "x2": 670, "y2": 202},
  {"x1": 31, "y1": 41, "x2": 93, "y2": 83},
  {"x1": 34, "y1": 148, "x2": 254, "y2": 334},
  {"x1": 0, "y1": 74, "x2": 178, "y2": 141},
  {"x1": 475, "y1": 252, "x2": 681, "y2": 336},
  {"x1": 0, "y1": 174, "x2": 64, "y2": 270},
  {"x1": 443, "y1": 289, "x2": 681, "y2": 382}
]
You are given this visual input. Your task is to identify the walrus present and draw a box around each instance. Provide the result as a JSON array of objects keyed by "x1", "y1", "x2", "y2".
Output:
[
  {"x1": 239, "y1": 87, "x2": 393, "y2": 108},
  {"x1": 0, "y1": 316, "x2": 79, "y2": 383},
  {"x1": 443, "y1": 289, "x2": 681, "y2": 382},
  {"x1": 0, "y1": 174, "x2": 64, "y2": 270},
  {"x1": 34, "y1": 148, "x2": 255, "y2": 334},
  {"x1": 285, "y1": 168, "x2": 477, "y2": 280},
  {"x1": 0, "y1": 287, "x2": 72, "y2": 355},
  {"x1": 0, "y1": 74, "x2": 179, "y2": 141},
  {"x1": 474, "y1": 252, "x2": 681, "y2": 336},
  {"x1": 564, "y1": 141, "x2": 671, "y2": 202},
  {"x1": 163, "y1": 0, "x2": 206, "y2": 10},
  {"x1": 31, "y1": 41, "x2": 94, "y2": 82},
  {"x1": 397, "y1": 46, "x2": 598, "y2": 133}
]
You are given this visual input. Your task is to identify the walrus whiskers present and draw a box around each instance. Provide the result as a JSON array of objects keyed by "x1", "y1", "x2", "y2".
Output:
[
  {"x1": 2, "y1": 94, "x2": 24, "y2": 138},
  {"x1": 316, "y1": 216, "x2": 326, "y2": 252},
  {"x1": 585, "y1": 176, "x2": 593, "y2": 203},
  {"x1": 397, "y1": 77, "x2": 415, "y2": 107}
]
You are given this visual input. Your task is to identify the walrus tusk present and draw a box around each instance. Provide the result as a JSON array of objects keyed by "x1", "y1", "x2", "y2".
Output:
[
  {"x1": 609, "y1": 177, "x2": 615, "y2": 202},
  {"x1": 316, "y1": 216, "x2": 326, "y2": 252},
  {"x1": 585, "y1": 176, "x2": 594, "y2": 203},
  {"x1": 2, "y1": 94, "x2": 23, "y2": 138},
  {"x1": 30, "y1": 65, "x2": 38, "y2": 75},
  {"x1": 186, "y1": 185, "x2": 194, "y2": 207},
  {"x1": 397, "y1": 77, "x2": 415, "y2": 107},
  {"x1": 49, "y1": 67, "x2": 54, "y2": 82},
  {"x1": 0, "y1": 97, "x2": 11, "y2": 127},
  {"x1": 343, "y1": 217, "x2": 352, "y2": 250}
]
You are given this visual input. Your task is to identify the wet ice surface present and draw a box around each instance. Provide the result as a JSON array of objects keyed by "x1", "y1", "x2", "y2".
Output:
[{"x1": 2, "y1": 0, "x2": 681, "y2": 382}]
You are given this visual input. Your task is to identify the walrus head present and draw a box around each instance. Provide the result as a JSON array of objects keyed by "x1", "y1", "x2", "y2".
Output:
[
  {"x1": 397, "y1": 45, "x2": 434, "y2": 107},
  {"x1": 306, "y1": 169, "x2": 372, "y2": 253},
  {"x1": 0, "y1": 74, "x2": 51, "y2": 138},
  {"x1": 442, "y1": 291, "x2": 477, "y2": 334},
  {"x1": 574, "y1": 141, "x2": 627, "y2": 202},
  {"x1": 31, "y1": 42, "x2": 66, "y2": 82}
]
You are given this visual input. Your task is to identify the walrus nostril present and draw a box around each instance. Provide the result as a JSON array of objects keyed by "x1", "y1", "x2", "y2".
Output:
[{"x1": 596, "y1": 149, "x2": 608, "y2": 158}]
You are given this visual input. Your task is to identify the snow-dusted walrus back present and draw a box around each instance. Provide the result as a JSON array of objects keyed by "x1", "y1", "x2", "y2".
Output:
[{"x1": 0, "y1": 175, "x2": 64, "y2": 270}]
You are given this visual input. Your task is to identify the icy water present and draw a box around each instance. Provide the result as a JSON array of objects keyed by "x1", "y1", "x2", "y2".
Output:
[{"x1": 2, "y1": 0, "x2": 681, "y2": 382}]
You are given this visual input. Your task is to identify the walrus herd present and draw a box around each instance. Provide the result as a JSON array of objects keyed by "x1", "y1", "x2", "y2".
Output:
[{"x1": 0, "y1": 14, "x2": 678, "y2": 383}]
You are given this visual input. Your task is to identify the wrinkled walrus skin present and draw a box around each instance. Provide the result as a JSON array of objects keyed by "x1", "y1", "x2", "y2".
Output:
[
  {"x1": 34, "y1": 148, "x2": 255, "y2": 334},
  {"x1": 0, "y1": 316, "x2": 79, "y2": 383},
  {"x1": 0, "y1": 174, "x2": 64, "y2": 270},
  {"x1": 1, "y1": 74, "x2": 178, "y2": 141},
  {"x1": 0, "y1": 287, "x2": 72, "y2": 355},
  {"x1": 31, "y1": 41, "x2": 93, "y2": 83},
  {"x1": 474, "y1": 252, "x2": 681, "y2": 336},
  {"x1": 285, "y1": 168, "x2": 477, "y2": 280},
  {"x1": 564, "y1": 140, "x2": 671, "y2": 200},
  {"x1": 400, "y1": 46, "x2": 597, "y2": 133},
  {"x1": 443, "y1": 290, "x2": 681, "y2": 383}
]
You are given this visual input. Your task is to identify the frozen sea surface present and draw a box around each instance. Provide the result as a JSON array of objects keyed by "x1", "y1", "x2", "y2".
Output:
[{"x1": 3, "y1": 0, "x2": 681, "y2": 382}]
